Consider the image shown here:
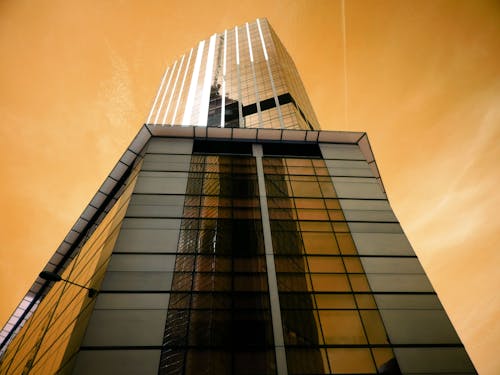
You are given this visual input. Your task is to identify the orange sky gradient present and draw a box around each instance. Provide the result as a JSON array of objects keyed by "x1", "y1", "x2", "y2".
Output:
[{"x1": 0, "y1": 1, "x2": 499, "y2": 373}]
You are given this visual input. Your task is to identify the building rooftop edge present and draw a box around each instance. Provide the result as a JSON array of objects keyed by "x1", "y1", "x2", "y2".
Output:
[{"x1": 0, "y1": 125, "x2": 381, "y2": 352}]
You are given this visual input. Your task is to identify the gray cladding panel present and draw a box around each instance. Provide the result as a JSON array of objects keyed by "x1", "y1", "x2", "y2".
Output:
[
  {"x1": 331, "y1": 177, "x2": 386, "y2": 199},
  {"x1": 94, "y1": 293, "x2": 170, "y2": 310},
  {"x1": 361, "y1": 257, "x2": 425, "y2": 274},
  {"x1": 339, "y1": 199, "x2": 397, "y2": 222},
  {"x1": 319, "y1": 144, "x2": 365, "y2": 160},
  {"x1": 142, "y1": 154, "x2": 192, "y2": 171},
  {"x1": 375, "y1": 294, "x2": 443, "y2": 310},
  {"x1": 121, "y1": 218, "x2": 182, "y2": 230},
  {"x1": 134, "y1": 173, "x2": 189, "y2": 195},
  {"x1": 146, "y1": 137, "x2": 193, "y2": 154},
  {"x1": 73, "y1": 350, "x2": 161, "y2": 375},
  {"x1": 114, "y1": 228, "x2": 180, "y2": 252},
  {"x1": 101, "y1": 271, "x2": 174, "y2": 291},
  {"x1": 339, "y1": 199, "x2": 392, "y2": 211},
  {"x1": 348, "y1": 222, "x2": 403, "y2": 233},
  {"x1": 351, "y1": 233, "x2": 415, "y2": 256},
  {"x1": 394, "y1": 347, "x2": 476, "y2": 373},
  {"x1": 126, "y1": 193, "x2": 185, "y2": 217},
  {"x1": 382, "y1": 309, "x2": 461, "y2": 344},
  {"x1": 343, "y1": 209, "x2": 398, "y2": 222},
  {"x1": 107, "y1": 254, "x2": 177, "y2": 272},
  {"x1": 82, "y1": 310, "x2": 167, "y2": 346},
  {"x1": 325, "y1": 159, "x2": 374, "y2": 177},
  {"x1": 366, "y1": 274, "x2": 434, "y2": 292}
]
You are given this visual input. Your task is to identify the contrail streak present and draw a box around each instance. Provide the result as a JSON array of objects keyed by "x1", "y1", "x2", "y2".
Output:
[{"x1": 341, "y1": 0, "x2": 349, "y2": 128}]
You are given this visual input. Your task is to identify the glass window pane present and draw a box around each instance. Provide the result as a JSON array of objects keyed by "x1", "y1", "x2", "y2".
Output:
[
  {"x1": 325, "y1": 199, "x2": 341, "y2": 209},
  {"x1": 327, "y1": 348, "x2": 375, "y2": 374},
  {"x1": 332, "y1": 222, "x2": 349, "y2": 232},
  {"x1": 320, "y1": 311, "x2": 367, "y2": 344},
  {"x1": 349, "y1": 274, "x2": 371, "y2": 292},
  {"x1": 355, "y1": 294, "x2": 377, "y2": 309},
  {"x1": 344, "y1": 257, "x2": 363, "y2": 273},
  {"x1": 302, "y1": 232, "x2": 339, "y2": 255},
  {"x1": 278, "y1": 274, "x2": 312, "y2": 292},
  {"x1": 328, "y1": 210, "x2": 345, "y2": 221},
  {"x1": 311, "y1": 274, "x2": 350, "y2": 292},
  {"x1": 315, "y1": 294, "x2": 356, "y2": 309},
  {"x1": 233, "y1": 351, "x2": 277, "y2": 375},
  {"x1": 290, "y1": 180, "x2": 322, "y2": 197},
  {"x1": 319, "y1": 182, "x2": 336, "y2": 198},
  {"x1": 295, "y1": 198, "x2": 325, "y2": 209},
  {"x1": 297, "y1": 209, "x2": 329, "y2": 221},
  {"x1": 308, "y1": 257, "x2": 345, "y2": 273},
  {"x1": 299, "y1": 222, "x2": 331, "y2": 232},
  {"x1": 372, "y1": 348, "x2": 399, "y2": 374},
  {"x1": 286, "y1": 348, "x2": 329, "y2": 374},
  {"x1": 361, "y1": 310, "x2": 389, "y2": 344},
  {"x1": 336, "y1": 233, "x2": 357, "y2": 254},
  {"x1": 286, "y1": 158, "x2": 313, "y2": 167}
]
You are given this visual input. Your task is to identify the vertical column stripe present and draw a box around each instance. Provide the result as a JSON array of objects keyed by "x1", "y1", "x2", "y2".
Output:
[
  {"x1": 182, "y1": 41, "x2": 205, "y2": 125},
  {"x1": 257, "y1": 19, "x2": 284, "y2": 129},
  {"x1": 256, "y1": 19, "x2": 269, "y2": 61},
  {"x1": 235, "y1": 27, "x2": 243, "y2": 127},
  {"x1": 245, "y1": 22, "x2": 254, "y2": 62},
  {"x1": 154, "y1": 61, "x2": 177, "y2": 125},
  {"x1": 146, "y1": 66, "x2": 169, "y2": 124},
  {"x1": 171, "y1": 48, "x2": 193, "y2": 124},
  {"x1": 198, "y1": 34, "x2": 217, "y2": 126},
  {"x1": 220, "y1": 29, "x2": 227, "y2": 128},
  {"x1": 162, "y1": 54, "x2": 185, "y2": 124},
  {"x1": 235, "y1": 26, "x2": 240, "y2": 65},
  {"x1": 253, "y1": 144, "x2": 288, "y2": 375},
  {"x1": 247, "y1": 22, "x2": 262, "y2": 126}
]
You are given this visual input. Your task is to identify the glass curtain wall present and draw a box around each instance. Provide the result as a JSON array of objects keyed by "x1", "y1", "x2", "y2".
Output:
[
  {"x1": 147, "y1": 19, "x2": 320, "y2": 131},
  {"x1": 159, "y1": 154, "x2": 276, "y2": 374},
  {"x1": 263, "y1": 156, "x2": 400, "y2": 375}
]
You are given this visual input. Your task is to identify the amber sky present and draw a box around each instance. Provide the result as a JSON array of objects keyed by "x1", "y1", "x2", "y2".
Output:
[{"x1": 0, "y1": 0, "x2": 498, "y2": 373}]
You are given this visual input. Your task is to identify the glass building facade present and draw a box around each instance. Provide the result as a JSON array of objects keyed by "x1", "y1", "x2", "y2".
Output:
[
  {"x1": 0, "y1": 19, "x2": 476, "y2": 375},
  {"x1": 146, "y1": 19, "x2": 319, "y2": 131}
]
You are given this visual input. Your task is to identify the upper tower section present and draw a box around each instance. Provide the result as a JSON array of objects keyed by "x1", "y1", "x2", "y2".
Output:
[{"x1": 146, "y1": 18, "x2": 320, "y2": 130}]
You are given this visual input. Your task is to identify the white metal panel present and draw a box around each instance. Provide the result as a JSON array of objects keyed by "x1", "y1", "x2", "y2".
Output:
[
  {"x1": 162, "y1": 54, "x2": 185, "y2": 124},
  {"x1": 182, "y1": 40, "x2": 205, "y2": 125},
  {"x1": 198, "y1": 33, "x2": 217, "y2": 126},
  {"x1": 171, "y1": 48, "x2": 193, "y2": 124}
]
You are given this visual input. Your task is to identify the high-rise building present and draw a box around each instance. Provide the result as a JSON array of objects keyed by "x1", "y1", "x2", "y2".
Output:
[{"x1": 0, "y1": 19, "x2": 476, "y2": 375}]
